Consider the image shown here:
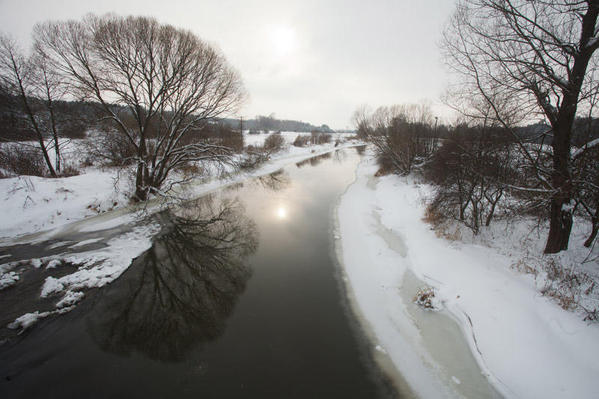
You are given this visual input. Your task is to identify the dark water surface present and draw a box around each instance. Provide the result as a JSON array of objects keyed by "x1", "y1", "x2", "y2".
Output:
[{"x1": 0, "y1": 147, "x2": 397, "y2": 398}]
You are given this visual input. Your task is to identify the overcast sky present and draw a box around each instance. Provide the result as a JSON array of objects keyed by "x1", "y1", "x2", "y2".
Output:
[{"x1": 0, "y1": 0, "x2": 457, "y2": 129}]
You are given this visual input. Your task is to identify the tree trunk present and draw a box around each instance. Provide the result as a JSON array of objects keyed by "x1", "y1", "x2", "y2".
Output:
[
  {"x1": 471, "y1": 201, "x2": 479, "y2": 235},
  {"x1": 584, "y1": 222, "x2": 598, "y2": 248},
  {"x1": 545, "y1": 121, "x2": 573, "y2": 254},
  {"x1": 543, "y1": 42, "x2": 587, "y2": 254},
  {"x1": 19, "y1": 89, "x2": 57, "y2": 177},
  {"x1": 134, "y1": 139, "x2": 148, "y2": 202},
  {"x1": 485, "y1": 191, "x2": 502, "y2": 227},
  {"x1": 543, "y1": 4, "x2": 599, "y2": 253},
  {"x1": 134, "y1": 163, "x2": 147, "y2": 202},
  {"x1": 584, "y1": 208, "x2": 598, "y2": 248},
  {"x1": 47, "y1": 98, "x2": 61, "y2": 173},
  {"x1": 545, "y1": 198, "x2": 573, "y2": 253},
  {"x1": 38, "y1": 136, "x2": 57, "y2": 177}
]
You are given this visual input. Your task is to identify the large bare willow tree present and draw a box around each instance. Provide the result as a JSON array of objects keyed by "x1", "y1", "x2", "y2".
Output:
[
  {"x1": 443, "y1": 0, "x2": 599, "y2": 253},
  {"x1": 35, "y1": 14, "x2": 245, "y2": 201}
]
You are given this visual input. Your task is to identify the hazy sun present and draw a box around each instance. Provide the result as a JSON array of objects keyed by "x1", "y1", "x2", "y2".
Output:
[
  {"x1": 269, "y1": 25, "x2": 297, "y2": 56},
  {"x1": 276, "y1": 206, "x2": 288, "y2": 219}
]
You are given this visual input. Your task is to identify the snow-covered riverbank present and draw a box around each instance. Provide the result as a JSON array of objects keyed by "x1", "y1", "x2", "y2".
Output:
[{"x1": 336, "y1": 153, "x2": 599, "y2": 398}]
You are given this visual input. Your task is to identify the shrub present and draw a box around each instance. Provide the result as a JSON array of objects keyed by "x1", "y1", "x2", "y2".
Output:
[
  {"x1": 186, "y1": 123, "x2": 244, "y2": 153},
  {"x1": 239, "y1": 149, "x2": 269, "y2": 170},
  {"x1": 220, "y1": 130, "x2": 244, "y2": 153},
  {"x1": 310, "y1": 131, "x2": 332, "y2": 145},
  {"x1": 176, "y1": 162, "x2": 205, "y2": 178},
  {"x1": 59, "y1": 164, "x2": 80, "y2": 177},
  {"x1": 86, "y1": 129, "x2": 137, "y2": 167},
  {"x1": 264, "y1": 133, "x2": 285, "y2": 152},
  {"x1": 0, "y1": 145, "x2": 46, "y2": 176},
  {"x1": 423, "y1": 126, "x2": 516, "y2": 234},
  {"x1": 292, "y1": 134, "x2": 310, "y2": 147},
  {"x1": 541, "y1": 258, "x2": 597, "y2": 311}
]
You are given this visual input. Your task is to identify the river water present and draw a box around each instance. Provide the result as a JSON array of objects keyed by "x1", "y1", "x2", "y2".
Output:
[{"x1": 0, "y1": 147, "x2": 399, "y2": 398}]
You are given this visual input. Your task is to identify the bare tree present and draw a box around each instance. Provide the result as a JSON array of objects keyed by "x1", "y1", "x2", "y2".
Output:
[
  {"x1": 426, "y1": 123, "x2": 516, "y2": 234},
  {"x1": 351, "y1": 104, "x2": 373, "y2": 139},
  {"x1": 353, "y1": 103, "x2": 438, "y2": 175},
  {"x1": 35, "y1": 14, "x2": 246, "y2": 201},
  {"x1": 442, "y1": 0, "x2": 599, "y2": 253},
  {"x1": 32, "y1": 53, "x2": 68, "y2": 173},
  {"x1": 0, "y1": 34, "x2": 62, "y2": 177}
]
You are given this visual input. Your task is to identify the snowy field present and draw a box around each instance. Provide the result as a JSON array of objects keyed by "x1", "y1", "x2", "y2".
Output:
[{"x1": 336, "y1": 151, "x2": 599, "y2": 398}]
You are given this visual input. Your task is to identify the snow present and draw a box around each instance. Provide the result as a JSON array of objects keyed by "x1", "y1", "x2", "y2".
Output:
[
  {"x1": 0, "y1": 261, "x2": 21, "y2": 291},
  {"x1": 40, "y1": 223, "x2": 160, "y2": 298},
  {"x1": 0, "y1": 262, "x2": 17, "y2": 274},
  {"x1": 7, "y1": 307, "x2": 74, "y2": 332},
  {"x1": 45, "y1": 259, "x2": 62, "y2": 269},
  {"x1": 572, "y1": 136, "x2": 599, "y2": 159},
  {"x1": 8, "y1": 223, "x2": 160, "y2": 331},
  {"x1": 76, "y1": 213, "x2": 140, "y2": 234},
  {"x1": 40, "y1": 276, "x2": 64, "y2": 297},
  {"x1": 69, "y1": 237, "x2": 103, "y2": 247},
  {"x1": 55, "y1": 291, "x2": 85, "y2": 308},
  {"x1": 8, "y1": 311, "x2": 48, "y2": 331},
  {"x1": 47, "y1": 241, "x2": 73, "y2": 250},
  {"x1": 0, "y1": 271, "x2": 19, "y2": 290},
  {"x1": 0, "y1": 170, "x2": 129, "y2": 240},
  {"x1": 4, "y1": 221, "x2": 159, "y2": 333},
  {"x1": 337, "y1": 152, "x2": 599, "y2": 398}
]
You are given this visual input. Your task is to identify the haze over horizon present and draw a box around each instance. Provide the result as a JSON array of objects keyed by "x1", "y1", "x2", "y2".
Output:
[{"x1": 0, "y1": 0, "x2": 457, "y2": 129}]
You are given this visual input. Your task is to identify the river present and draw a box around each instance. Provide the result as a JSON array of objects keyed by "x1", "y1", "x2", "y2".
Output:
[{"x1": 0, "y1": 147, "x2": 400, "y2": 398}]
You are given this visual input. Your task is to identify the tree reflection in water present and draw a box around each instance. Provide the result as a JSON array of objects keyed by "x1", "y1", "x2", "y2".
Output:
[
  {"x1": 295, "y1": 152, "x2": 332, "y2": 168},
  {"x1": 254, "y1": 170, "x2": 291, "y2": 191},
  {"x1": 87, "y1": 195, "x2": 258, "y2": 362},
  {"x1": 333, "y1": 149, "x2": 348, "y2": 163}
]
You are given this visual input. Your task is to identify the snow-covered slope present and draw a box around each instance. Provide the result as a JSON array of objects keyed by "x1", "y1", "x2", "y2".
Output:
[{"x1": 337, "y1": 153, "x2": 599, "y2": 398}]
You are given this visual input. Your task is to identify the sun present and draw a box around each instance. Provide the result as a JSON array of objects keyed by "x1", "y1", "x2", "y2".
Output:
[
  {"x1": 269, "y1": 25, "x2": 297, "y2": 57},
  {"x1": 276, "y1": 205, "x2": 288, "y2": 220}
]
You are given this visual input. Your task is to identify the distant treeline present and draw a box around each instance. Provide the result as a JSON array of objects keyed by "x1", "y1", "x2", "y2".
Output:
[
  {"x1": 360, "y1": 117, "x2": 599, "y2": 146},
  {"x1": 0, "y1": 91, "x2": 337, "y2": 141},
  {"x1": 0, "y1": 91, "x2": 100, "y2": 141},
  {"x1": 220, "y1": 114, "x2": 335, "y2": 133},
  {"x1": 515, "y1": 119, "x2": 599, "y2": 147}
]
